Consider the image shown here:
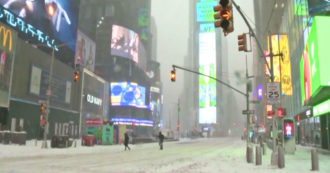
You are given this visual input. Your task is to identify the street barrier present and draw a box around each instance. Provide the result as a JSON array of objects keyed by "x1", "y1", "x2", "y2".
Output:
[
  {"x1": 278, "y1": 146, "x2": 285, "y2": 168},
  {"x1": 255, "y1": 146, "x2": 262, "y2": 165},
  {"x1": 246, "y1": 146, "x2": 253, "y2": 163},
  {"x1": 311, "y1": 149, "x2": 319, "y2": 171}
]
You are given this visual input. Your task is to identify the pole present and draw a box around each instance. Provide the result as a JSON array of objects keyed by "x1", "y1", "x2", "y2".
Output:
[
  {"x1": 177, "y1": 98, "x2": 180, "y2": 139},
  {"x1": 268, "y1": 33, "x2": 278, "y2": 165},
  {"x1": 246, "y1": 56, "x2": 250, "y2": 146},
  {"x1": 42, "y1": 48, "x2": 55, "y2": 148}
]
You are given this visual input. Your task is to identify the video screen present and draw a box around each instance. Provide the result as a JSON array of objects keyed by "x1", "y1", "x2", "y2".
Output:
[
  {"x1": 111, "y1": 25, "x2": 139, "y2": 63},
  {"x1": 284, "y1": 122, "x2": 294, "y2": 138},
  {"x1": 308, "y1": 0, "x2": 330, "y2": 15},
  {"x1": 111, "y1": 82, "x2": 146, "y2": 108},
  {"x1": 0, "y1": 0, "x2": 80, "y2": 51}
]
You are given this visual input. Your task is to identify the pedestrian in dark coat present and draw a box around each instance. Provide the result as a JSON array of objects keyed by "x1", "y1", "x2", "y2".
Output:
[
  {"x1": 124, "y1": 132, "x2": 130, "y2": 151},
  {"x1": 158, "y1": 132, "x2": 164, "y2": 150}
]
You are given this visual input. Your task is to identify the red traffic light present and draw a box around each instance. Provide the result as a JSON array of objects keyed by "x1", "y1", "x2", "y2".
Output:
[
  {"x1": 277, "y1": 108, "x2": 286, "y2": 118},
  {"x1": 170, "y1": 70, "x2": 176, "y2": 82},
  {"x1": 74, "y1": 71, "x2": 79, "y2": 82}
]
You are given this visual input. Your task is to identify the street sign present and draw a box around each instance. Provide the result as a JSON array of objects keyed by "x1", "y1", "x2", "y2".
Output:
[
  {"x1": 266, "y1": 82, "x2": 280, "y2": 104},
  {"x1": 242, "y1": 110, "x2": 255, "y2": 115}
]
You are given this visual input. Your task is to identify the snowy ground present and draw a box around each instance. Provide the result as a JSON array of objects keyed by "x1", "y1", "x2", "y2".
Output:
[{"x1": 0, "y1": 137, "x2": 329, "y2": 173}]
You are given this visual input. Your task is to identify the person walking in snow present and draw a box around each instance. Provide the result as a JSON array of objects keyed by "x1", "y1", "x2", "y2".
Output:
[
  {"x1": 158, "y1": 131, "x2": 165, "y2": 150},
  {"x1": 124, "y1": 132, "x2": 130, "y2": 151}
]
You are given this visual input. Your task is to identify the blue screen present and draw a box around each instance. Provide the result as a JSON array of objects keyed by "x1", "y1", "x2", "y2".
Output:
[{"x1": 111, "y1": 82, "x2": 146, "y2": 108}]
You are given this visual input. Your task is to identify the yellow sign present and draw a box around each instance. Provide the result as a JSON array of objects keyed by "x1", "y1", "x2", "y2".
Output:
[
  {"x1": 0, "y1": 25, "x2": 13, "y2": 52},
  {"x1": 266, "y1": 35, "x2": 292, "y2": 96}
]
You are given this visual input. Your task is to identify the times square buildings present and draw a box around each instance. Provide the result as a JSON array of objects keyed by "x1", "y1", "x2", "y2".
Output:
[
  {"x1": 253, "y1": 0, "x2": 330, "y2": 150},
  {"x1": 0, "y1": 0, "x2": 162, "y2": 141}
]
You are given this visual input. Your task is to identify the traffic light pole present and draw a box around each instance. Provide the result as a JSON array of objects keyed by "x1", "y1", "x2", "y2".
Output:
[
  {"x1": 172, "y1": 65, "x2": 246, "y2": 97},
  {"x1": 231, "y1": 0, "x2": 272, "y2": 78}
]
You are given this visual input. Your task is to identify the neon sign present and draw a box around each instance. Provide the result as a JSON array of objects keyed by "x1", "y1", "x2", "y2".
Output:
[{"x1": 0, "y1": 5, "x2": 59, "y2": 51}]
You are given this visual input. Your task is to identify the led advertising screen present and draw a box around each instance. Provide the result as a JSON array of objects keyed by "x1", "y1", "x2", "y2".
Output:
[
  {"x1": 0, "y1": 0, "x2": 80, "y2": 51},
  {"x1": 111, "y1": 82, "x2": 147, "y2": 109},
  {"x1": 75, "y1": 30, "x2": 96, "y2": 72},
  {"x1": 284, "y1": 122, "x2": 294, "y2": 138},
  {"x1": 198, "y1": 29, "x2": 216, "y2": 124},
  {"x1": 294, "y1": 0, "x2": 308, "y2": 16},
  {"x1": 300, "y1": 16, "x2": 330, "y2": 105},
  {"x1": 196, "y1": 0, "x2": 218, "y2": 22},
  {"x1": 0, "y1": 24, "x2": 17, "y2": 107},
  {"x1": 111, "y1": 25, "x2": 139, "y2": 63},
  {"x1": 308, "y1": 0, "x2": 330, "y2": 15},
  {"x1": 83, "y1": 70, "x2": 106, "y2": 119},
  {"x1": 266, "y1": 35, "x2": 293, "y2": 96}
]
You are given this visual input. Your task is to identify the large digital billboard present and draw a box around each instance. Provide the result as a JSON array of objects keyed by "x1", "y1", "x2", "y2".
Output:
[
  {"x1": 308, "y1": 0, "x2": 330, "y2": 15},
  {"x1": 0, "y1": 24, "x2": 17, "y2": 107},
  {"x1": 111, "y1": 25, "x2": 139, "y2": 63},
  {"x1": 266, "y1": 35, "x2": 293, "y2": 96},
  {"x1": 198, "y1": 24, "x2": 216, "y2": 124},
  {"x1": 75, "y1": 30, "x2": 96, "y2": 72},
  {"x1": 300, "y1": 16, "x2": 330, "y2": 105},
  {"x1": 110, "y1": 82, "x2": 147, "y2": 109},
  {"x1": 0, "y1": 0, "x2": 80, "y2": 51}
]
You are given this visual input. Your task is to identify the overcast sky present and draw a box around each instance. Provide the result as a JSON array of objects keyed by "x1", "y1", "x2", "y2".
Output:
[{"x1": 151, "y1": 0, "x2": 255, "y2": 130}]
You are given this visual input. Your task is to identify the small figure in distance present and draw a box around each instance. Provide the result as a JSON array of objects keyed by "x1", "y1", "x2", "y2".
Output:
[
  {"x1": 158, "y1": 131, "x2": 165, "y2": 150},
  {"x1": 124, "y1": 132, "x2": 130, "y2": 151}
]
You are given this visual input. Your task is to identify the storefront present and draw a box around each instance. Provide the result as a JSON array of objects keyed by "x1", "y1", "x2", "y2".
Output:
[{"x1": 299, "y1": 16, "x2": 330, "y2": 150}]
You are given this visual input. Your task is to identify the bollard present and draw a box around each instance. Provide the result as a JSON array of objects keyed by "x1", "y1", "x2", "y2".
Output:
[
  {"x1": 278, "y1": 146, "x2": 285, "y2": 168},
  {"x1": 311, "y1": 149, "x2": 319, "y2": 171},
  {"x1": 246, "y1": 146, "x2": 253, "y2": 163},
  {"x1": 255, "y1": 146, "x2": 262, "y2": 165}
]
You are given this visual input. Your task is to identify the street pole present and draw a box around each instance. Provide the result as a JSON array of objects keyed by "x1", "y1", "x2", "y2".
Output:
[
  {"x1": 246, "y1": 56, "x2": 250, "y2": 146},
  {"x1": 268, "y1": 33, "x2": 278, "y2": 165},
  {"x1": 177, "y1": 98, "x2": 180, "y2": 139},
  {"x1": 42, "y1": 47, "x2": 55, "y2": 148}
]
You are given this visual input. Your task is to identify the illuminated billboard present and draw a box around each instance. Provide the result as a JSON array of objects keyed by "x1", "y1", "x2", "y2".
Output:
[
  {"x1": 308, "y1": 0, "x2": 330, "y2": 15},
  {"x1": 75, "y1": 30, "x2": 96, "y2": 72},
  {"x1": 196, "y1": 0, "x2": 217, "y2": 22},
  {"x1": 198, "y1": 28, "x2": 216, "y2": 124},
  {"x1": 0, "y1": 24, "x2": 17, "y2": 107},
  {"x1": 110, "y1": 82, "x2": 147, "y2": 109},
  {"x1": 300, "y1": 16, "x2": 330, "y2": 105},
  {"x1": 266, "y1": 34, "x2": 293, "y2": 95},
  {"x1": 111, "y1": 25, "x2": 139, "y2": 63},
  {"x1": 0, "y1": 0, "x2": 80, "y2": 51}
]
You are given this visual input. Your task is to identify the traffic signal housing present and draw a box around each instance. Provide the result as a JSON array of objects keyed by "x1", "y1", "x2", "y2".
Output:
[
  {"x1": 238, "y1": 34, "x2": 247, "y2": 52},
  {"x1": 213, "y1": 0, "x2": 234, "y2": 36},
  {"x1": 170, "y1": 70, "x2": 176, "y2": 82},
  {"x1": 74, "y1": 71, "x2": 79, "y2": 82}
]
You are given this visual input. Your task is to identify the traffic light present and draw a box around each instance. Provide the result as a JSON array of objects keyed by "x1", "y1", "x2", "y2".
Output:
[
  {"x1": 213, "y1": 0, "x2": 234, "y2": 36},
  {"x1": 277, "y1": 108, "x2": 286, "y2": 118},
  {"x1": 238, "y1": 34, "x2": 247, "y2": 52},
  {"x1": 74, "y1": 71, "x2": 79, "y2": 82},
  {"x1": 40, "y1": 103, "x2": 46, "y2": 114},
  {"x1": 170, "y1": 70, "x2": 176, "y2": 82},
  {"x1": 40, "y1": 103, "x2": 47, "y2": 127}
]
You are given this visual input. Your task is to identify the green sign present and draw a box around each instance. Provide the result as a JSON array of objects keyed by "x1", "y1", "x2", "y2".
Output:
[
  {"x1": 300, "y1": 16, "x2": 330, "y2": 105},
  {"x1": 196, "y1": 1, "x2": 218, "y2": 22},
  {"x1": 313, "y1": 99, "x2": 330, "y2": 117}
]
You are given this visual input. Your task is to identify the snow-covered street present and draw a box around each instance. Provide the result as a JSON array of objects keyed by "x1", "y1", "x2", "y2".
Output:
[{"x1": 0, "y1": 137, "x2": 329, "y2": 173}]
